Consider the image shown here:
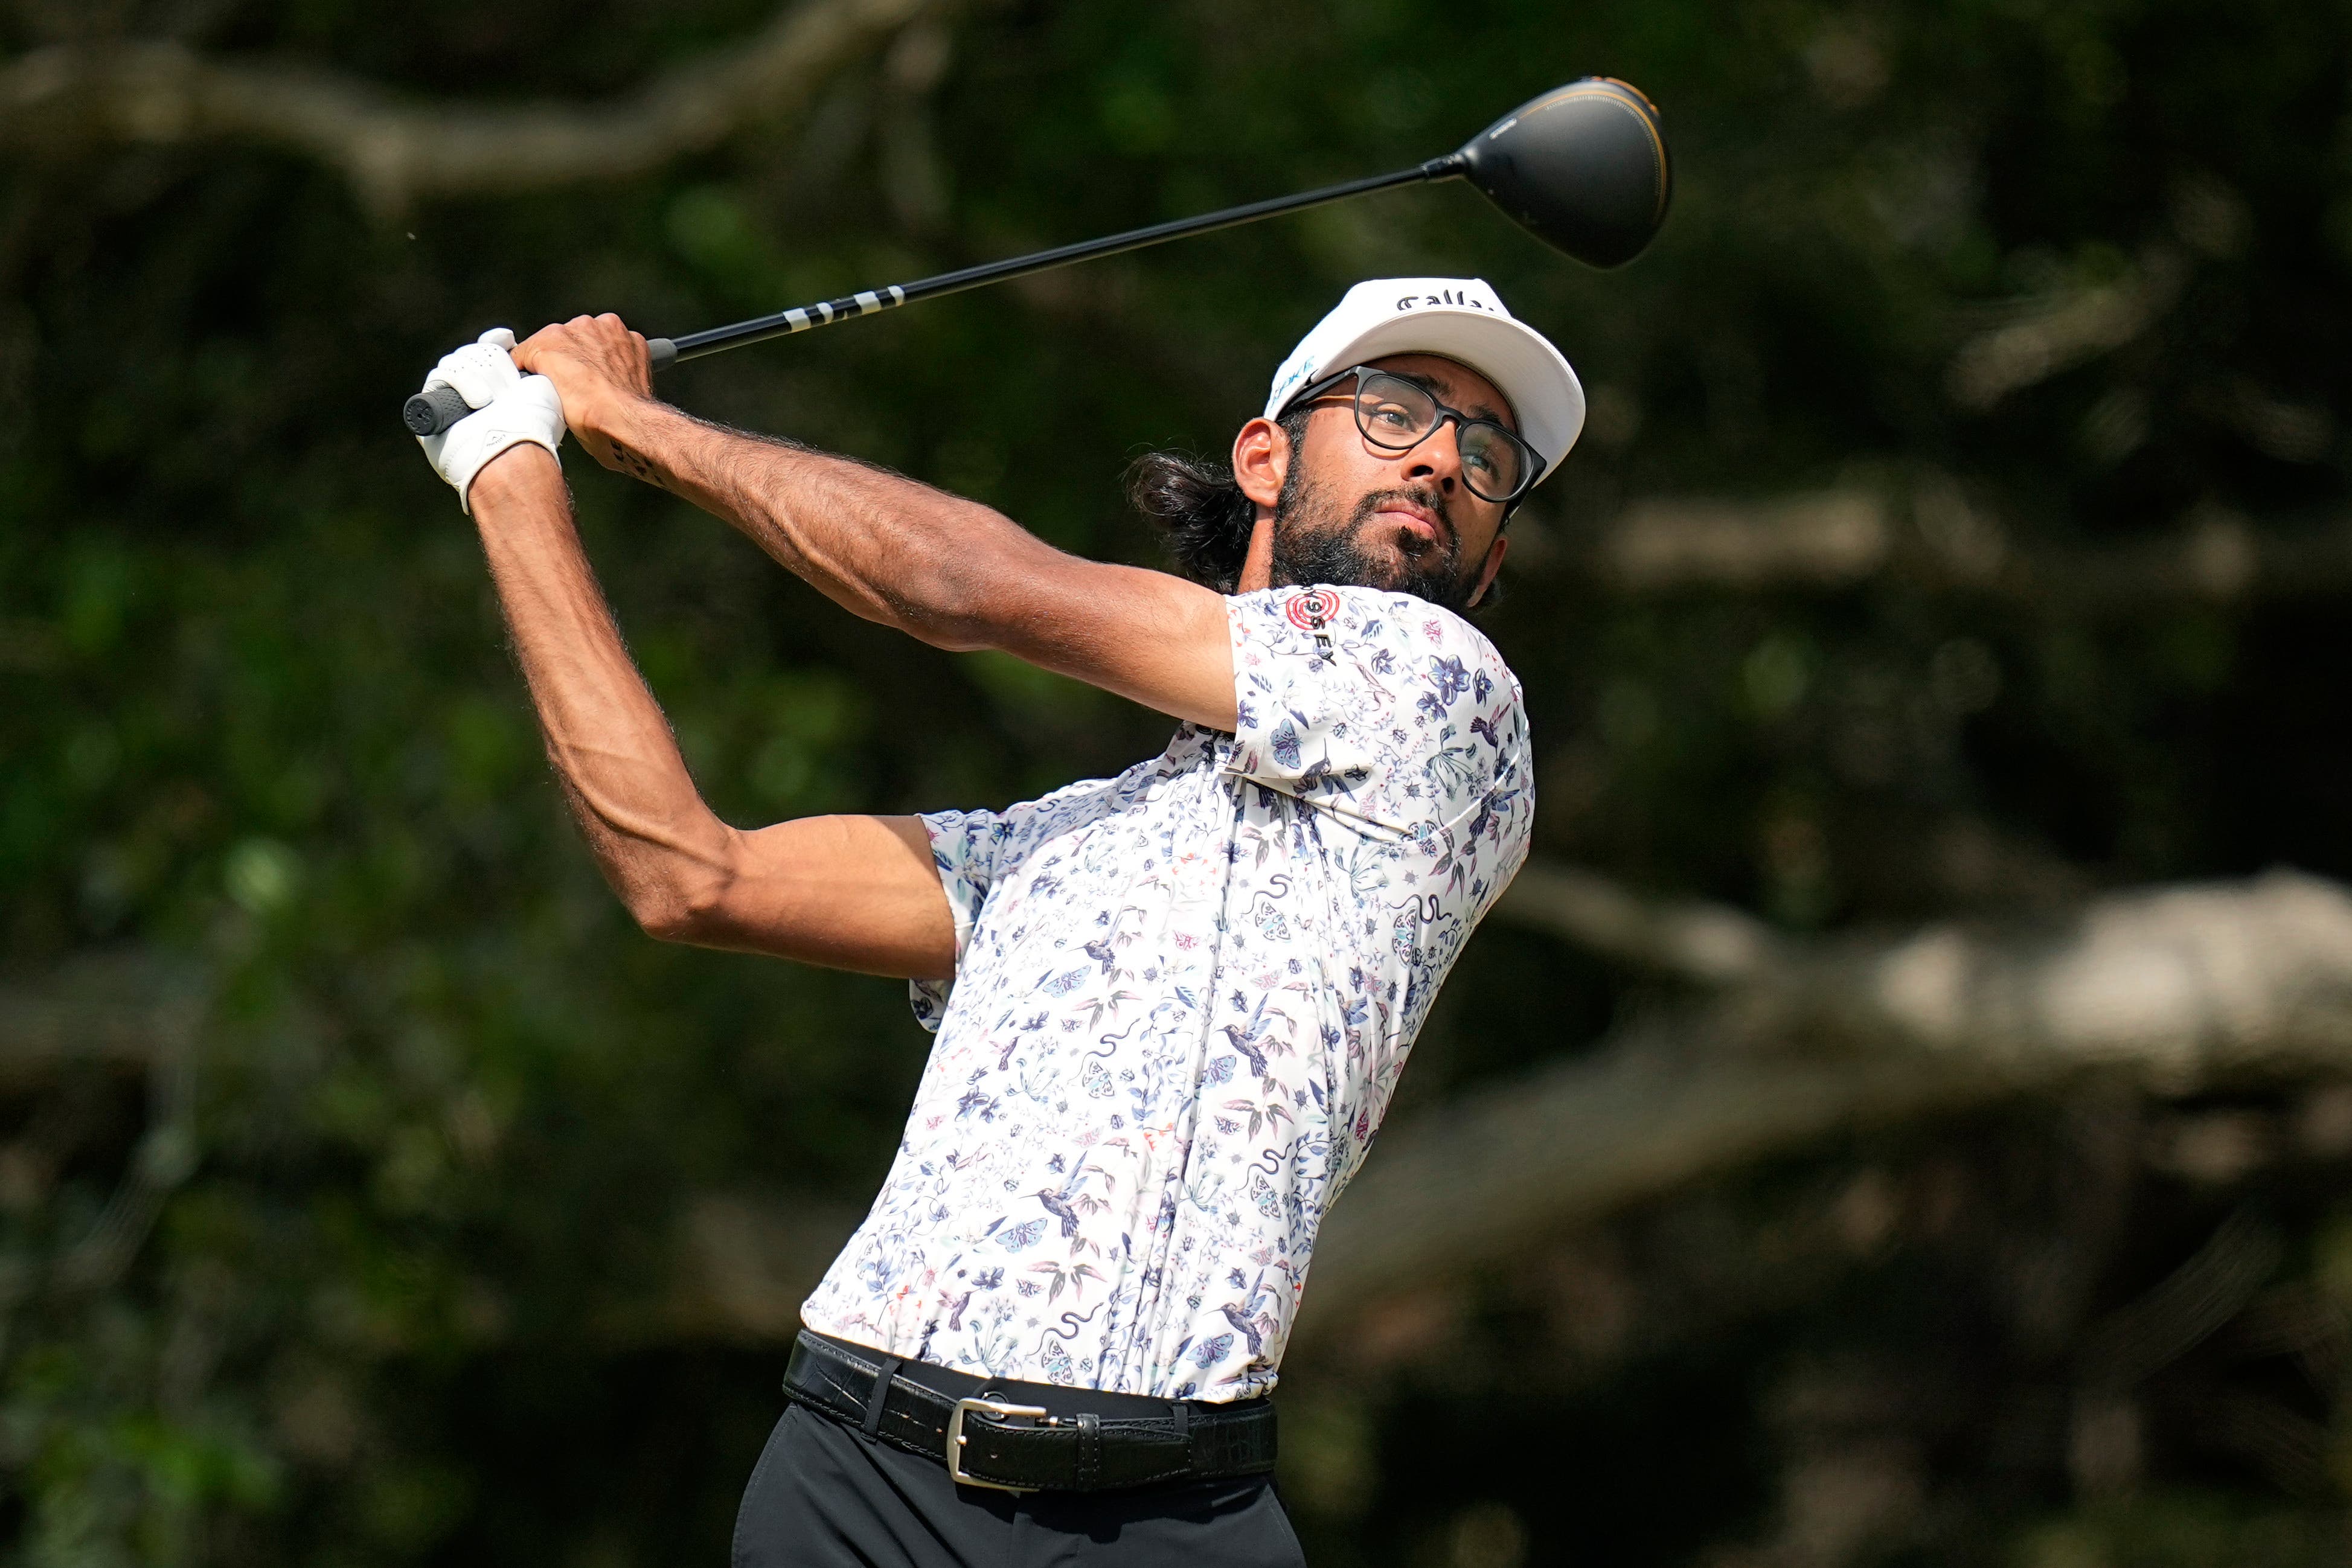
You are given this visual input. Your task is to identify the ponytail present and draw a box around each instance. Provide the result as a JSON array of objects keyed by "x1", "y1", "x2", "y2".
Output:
[{"x1": 1125, "y1": 409, "x2": 1310, "y2": 592}]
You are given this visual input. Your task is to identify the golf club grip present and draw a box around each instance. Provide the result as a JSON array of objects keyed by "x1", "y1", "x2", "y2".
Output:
[
  {"x1": 402, "y1": 384, "x2": 472, "y2": 437},
  {"x1": 401, "y1": 337, "x2": 678, "y2": 437}
]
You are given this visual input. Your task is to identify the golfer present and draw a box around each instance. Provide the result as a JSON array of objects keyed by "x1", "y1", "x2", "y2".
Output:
[{"x1": 412, "y1": 277, "x2": 1580, "y2": 1565}]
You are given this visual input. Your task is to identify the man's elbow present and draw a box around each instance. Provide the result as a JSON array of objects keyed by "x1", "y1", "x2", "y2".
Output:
[{"x1": 624, "y1": 858, "x2": 737, "y2": 946}]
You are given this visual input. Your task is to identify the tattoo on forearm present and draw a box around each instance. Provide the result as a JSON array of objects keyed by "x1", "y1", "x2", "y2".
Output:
[{"x1": 608, "y1": 441, "x2": 661, "y2": 487}]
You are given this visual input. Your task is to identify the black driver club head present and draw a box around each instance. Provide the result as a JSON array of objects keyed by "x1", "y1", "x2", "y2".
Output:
[{"x1": 1453, "y1": 78, "x2": 1672, "y2": 269}]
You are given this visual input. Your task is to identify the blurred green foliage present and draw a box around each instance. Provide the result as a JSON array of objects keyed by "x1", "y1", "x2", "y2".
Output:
[{"x1": 8, "y1": 0, "x2": 2352, "y2": 1563}]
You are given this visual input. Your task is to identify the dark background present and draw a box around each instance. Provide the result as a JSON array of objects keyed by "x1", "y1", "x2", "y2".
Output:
[{"x1": 8, "y1": 1, "x2": 2352, "y2": 1563}]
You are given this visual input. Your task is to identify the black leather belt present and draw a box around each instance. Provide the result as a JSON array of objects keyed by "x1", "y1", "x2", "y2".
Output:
[{"x1": 783, "y1": 1330, "x2": 1277, "y2": 1494}]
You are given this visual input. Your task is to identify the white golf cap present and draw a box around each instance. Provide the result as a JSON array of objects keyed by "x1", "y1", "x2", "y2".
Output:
[{"x1": 1264, "y1": 277, "x2": 1585, "y2": 487}]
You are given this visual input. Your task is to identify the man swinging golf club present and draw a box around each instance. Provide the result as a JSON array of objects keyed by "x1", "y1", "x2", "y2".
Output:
[{"x1": 414, "y1": 275, "x2": 1580, "y2": 1564}]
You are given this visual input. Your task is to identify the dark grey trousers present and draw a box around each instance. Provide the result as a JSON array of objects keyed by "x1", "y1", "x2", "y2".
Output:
[{"x1": 731, "y1": 1402, "x2": 1307, "y2": 1567}]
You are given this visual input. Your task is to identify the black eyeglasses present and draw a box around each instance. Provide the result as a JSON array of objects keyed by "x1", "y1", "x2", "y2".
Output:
[{"x1": 1285, "y1": 366, "x2": 1544, "y2": 504}]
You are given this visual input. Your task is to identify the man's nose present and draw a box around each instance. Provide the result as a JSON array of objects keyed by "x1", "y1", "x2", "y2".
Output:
[{"x1": 1405, "y1": 422, "x2": 1464, "y2": 492}]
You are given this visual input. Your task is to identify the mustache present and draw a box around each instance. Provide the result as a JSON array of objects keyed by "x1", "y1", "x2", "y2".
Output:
[{"x1": 1348, "y1": 484, "x2": 1460, "y2": 560}]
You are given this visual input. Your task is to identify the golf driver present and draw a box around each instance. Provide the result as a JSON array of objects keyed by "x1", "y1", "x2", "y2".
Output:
[{"x1": 405, "y1": 77, "x2": 1670, "y2": 436}]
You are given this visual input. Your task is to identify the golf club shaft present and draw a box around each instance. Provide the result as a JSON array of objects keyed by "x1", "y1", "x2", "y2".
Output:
[{"x1": 407, "y1": 156, "x2": 1464, "y2": 435}]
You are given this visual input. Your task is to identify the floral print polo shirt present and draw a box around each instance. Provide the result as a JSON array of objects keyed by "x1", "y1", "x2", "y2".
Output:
[{"x1": 800, "y1": 584, "x2": 1534, "y2": 1401}]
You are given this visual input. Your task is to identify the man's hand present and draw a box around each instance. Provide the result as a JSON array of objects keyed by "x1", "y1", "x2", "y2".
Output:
[
  {"x1": 512, "y1": 314, "x2": 661, "y2": 481},
  {"x1": 414, "y1": 328, "x2": 566, "y2": 514}
]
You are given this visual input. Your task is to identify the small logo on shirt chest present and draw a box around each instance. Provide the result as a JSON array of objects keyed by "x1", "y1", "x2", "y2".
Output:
[{"x1": 1283, "y1": 590, "x2": 1337, "y2": 652}]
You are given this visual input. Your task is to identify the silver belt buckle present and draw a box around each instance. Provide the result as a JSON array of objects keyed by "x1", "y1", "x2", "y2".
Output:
[{"x1": 946, "y1": 1395, "x2": 1048, "y2": 1493}]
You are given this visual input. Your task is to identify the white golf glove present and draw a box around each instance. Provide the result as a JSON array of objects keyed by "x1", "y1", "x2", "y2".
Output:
[{"x1": 414, "y1": 327, "x2": 566, "y2": 514}]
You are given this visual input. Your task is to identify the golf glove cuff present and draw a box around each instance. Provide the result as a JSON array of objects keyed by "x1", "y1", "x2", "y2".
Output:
[{"x1": 415, "y1": 328, "x2": 567, "y2": 514}]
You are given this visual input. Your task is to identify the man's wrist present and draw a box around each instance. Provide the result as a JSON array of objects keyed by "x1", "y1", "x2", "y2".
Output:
[
  {"x1": 589, "y1": 389, "x2": 664, "y2": 444},
  {"x1": 468, "y1": 441, "x2": 563, "y2": 514},
  {"x1": 592, "y1": 395, "x2": 689, "y2": 488}
]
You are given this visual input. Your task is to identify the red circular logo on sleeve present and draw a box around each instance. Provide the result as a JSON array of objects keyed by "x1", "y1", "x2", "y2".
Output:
[{"x1": 1284, "y1": 589, "x2": 1338, "y2": 631}]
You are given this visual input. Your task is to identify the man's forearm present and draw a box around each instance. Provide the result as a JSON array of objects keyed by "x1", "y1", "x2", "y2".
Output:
[
  {"x1": 466, "y1": 445, "x2": 735, "y2": 932},
  {"x1": 507, "y1": 313, "x2": 1239, "y2": 729},
  {"x1": 597, "y1": 397, "x2": 1061, "y2": 648}
]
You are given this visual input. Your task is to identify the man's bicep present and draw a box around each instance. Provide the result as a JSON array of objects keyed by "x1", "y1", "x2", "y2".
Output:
[
  {"x1": 690, "y1": 813, "x2": 958, "y2": 980},
  {"x1": 988, "y1": 558, "x2": 1237, "y2": 731}
]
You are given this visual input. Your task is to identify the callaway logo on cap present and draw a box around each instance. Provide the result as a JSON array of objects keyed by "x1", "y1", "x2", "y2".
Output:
[{"x1": 1266, "y1": 277, "x2": 1586, "y2": 487}]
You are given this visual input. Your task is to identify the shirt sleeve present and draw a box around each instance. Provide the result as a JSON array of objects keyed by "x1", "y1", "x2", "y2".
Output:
[
  {"x1": 1225, "y1": 586, "x2": 1528, "y2": 840},
  {"x1": 906, "y1": 805, "x2": 1007, "y2": 1032}
]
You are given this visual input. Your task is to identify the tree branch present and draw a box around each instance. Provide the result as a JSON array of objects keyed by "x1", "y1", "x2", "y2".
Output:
[
  {"x1": 1946, "y1": 250, "x2": 2186, "y2": 411},
  {"x1": 0, "y1": 0, "x2": 951, "y2": 213},
  {"x1": 1493, "y1": 860, "x2": 1787, "y2": 986},
  {"x1": 0, "y1": 949, "x2": 207, "y2": 1298},
  {"x1": 1578, "y1": 482, "x2": 2352, "y2": 605},
  {"x1": 0, "y1": 947, "x2": 203, "y2": 1086},
  {"x1": 1591, "y1": 490, "x2": 1899, "y2": 592},
  {"x1": 1293, "y1": 870, "x2": 2352, "y2": 1353}
]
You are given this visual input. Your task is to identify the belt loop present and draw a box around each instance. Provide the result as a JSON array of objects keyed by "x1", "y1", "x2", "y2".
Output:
[
  {"x1": 1172, "y1": 1400, "x2": 1190, "y2": 1446},
  {"x1": 862, "y1": 1356, "x2": 902, "y2": 1437},
  {"x1": 1076, "y1": 1412, "x2": 1101, "y2": 1489}
]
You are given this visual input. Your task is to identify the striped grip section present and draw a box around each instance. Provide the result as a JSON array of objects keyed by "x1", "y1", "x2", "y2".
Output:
[{"x1": 775, "y1": 284, "x2": 907, "y2": 334}]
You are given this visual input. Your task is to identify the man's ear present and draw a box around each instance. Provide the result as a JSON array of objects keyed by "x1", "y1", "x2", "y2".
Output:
[
  {"x1": 1464, "y1": 533, "x2": 1510, "y2": 609},
  {"x1": 1231, "y1": 417, "x2": 1289, "y2": 510}
]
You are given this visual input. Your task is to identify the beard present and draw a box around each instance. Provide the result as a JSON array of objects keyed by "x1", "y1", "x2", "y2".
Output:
[{"x1": 1266, "y1": 470, "x2": 1482, "y2": 612}]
